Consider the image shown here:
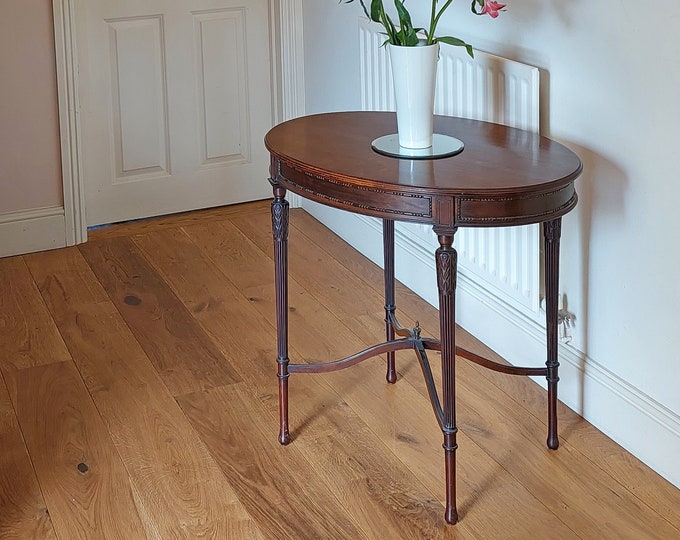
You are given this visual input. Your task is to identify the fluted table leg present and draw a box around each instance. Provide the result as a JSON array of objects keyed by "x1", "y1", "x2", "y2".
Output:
[
  {"x1": 383, "y1": 219, "x2": 397, "y2": 383},
  {"x1": 272, "y1": 185, "x2": 291, "y2": 445},
  {"x1": 543, "y1": 218, "x2": 562, "y2": 450},
  {"x1": 435, "y1": 232, "x2": 459, "y2": 524}
]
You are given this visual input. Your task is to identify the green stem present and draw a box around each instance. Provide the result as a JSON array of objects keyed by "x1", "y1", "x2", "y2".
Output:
[
  {"x1": 428, "y1": 0, "x2": 437, "y2": 44},
  {"x1": 379, "y1": 3, "x2": 398, "y2": 44},
  {"x1": 428, "y1": 0, "x2": 455, "y2": 44}
]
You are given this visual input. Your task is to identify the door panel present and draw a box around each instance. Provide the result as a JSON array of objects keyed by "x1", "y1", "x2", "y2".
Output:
[
  {"x1": 195, "y1": 9, "x2": 249, "y2": 165},
  {"x1": 78, "y1": 0, "x2": 273, "y2": 226},
  {"x1": 109, "y1": 15, "x2": 169, "y2": 179}
]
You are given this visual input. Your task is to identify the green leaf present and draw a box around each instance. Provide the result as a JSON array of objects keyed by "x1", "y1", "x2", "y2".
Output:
[
  {"x1": 370, "y1": 0, "x2": 383, "y2": 23},
  {"x1": 393, "y1": 0, "x2": 413, "y2": 29},
  {"x1": 404, "y1": 30, "x2": 419, "y2": 46},
  {"x1": 384, "y1": 12, "x2": 399, "y2": 43},
  {"x1": 393, "y1": 0, "x2": 414, "y2": 45},
  {"x1": 436, "y1": 35, "x2": 475, "y2": 58}
]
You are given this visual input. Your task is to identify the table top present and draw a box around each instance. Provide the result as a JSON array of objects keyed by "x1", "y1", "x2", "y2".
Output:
[{"x1": 265, "y1": 112, "x2": 581, "y2": 229}]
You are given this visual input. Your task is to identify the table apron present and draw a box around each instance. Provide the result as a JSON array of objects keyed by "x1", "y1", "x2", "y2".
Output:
[
  {"x1": 273, "y1": 161, "x2": 433, "y2": 222},
  {"x1": 272, "y1": 158, "x2": 577, "y2": 229}
]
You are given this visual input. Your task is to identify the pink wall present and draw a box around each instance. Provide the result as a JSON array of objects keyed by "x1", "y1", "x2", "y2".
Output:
[{"x1": 0, "y1": 0, "x2": 63, "y2": 214}]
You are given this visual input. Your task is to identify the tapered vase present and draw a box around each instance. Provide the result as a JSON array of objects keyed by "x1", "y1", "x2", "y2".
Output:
[{"x1": 388, "y1": 41, "x2": 439, "y2": 149}]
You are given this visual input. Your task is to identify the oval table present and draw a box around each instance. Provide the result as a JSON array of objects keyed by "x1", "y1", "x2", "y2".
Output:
[{"x1": 264, "y1": 111, "x2": 582, "y2": 524}]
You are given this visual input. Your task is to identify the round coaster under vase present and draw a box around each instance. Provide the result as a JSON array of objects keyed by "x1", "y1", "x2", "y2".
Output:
[{"x1": 371, "y1": 134, "x2": 464, "y2": 160}]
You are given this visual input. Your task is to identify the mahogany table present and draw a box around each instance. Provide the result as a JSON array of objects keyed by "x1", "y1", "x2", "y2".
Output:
[{"x1": 264, "y1": 111, "x2": 581, "y2": 524}]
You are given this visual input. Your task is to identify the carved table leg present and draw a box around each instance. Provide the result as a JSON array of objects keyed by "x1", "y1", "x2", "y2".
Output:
[
  {"x1": 436, "y1": 232, "x2": 459, "y2": 524},
  {"x1": 543, "y1": 218, "x2": 562, "y2": 450},
  {"x1": 272, "y1": 185, "x2": 291, "y2": 445},
  {"x1": 383, "y1": 219, "x2": 397, "y2": 384}
]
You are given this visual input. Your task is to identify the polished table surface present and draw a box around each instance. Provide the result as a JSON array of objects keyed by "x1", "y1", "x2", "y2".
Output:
[
  {"x1": 265, "y1": 111, "x2": 582, "y2": 524},
  {"x1": 265, "y1": 112, "x2": 580, "y2": 229}
]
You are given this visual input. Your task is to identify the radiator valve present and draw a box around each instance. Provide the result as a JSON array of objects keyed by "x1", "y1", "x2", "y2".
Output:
[{"x1": 557, "y1": 309, "x2": 574, "y2": 344}]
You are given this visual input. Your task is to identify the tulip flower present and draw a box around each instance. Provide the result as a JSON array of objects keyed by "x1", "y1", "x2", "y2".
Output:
[{"x1": 480, "y1": 1, "x2": 507, "y2": 18}]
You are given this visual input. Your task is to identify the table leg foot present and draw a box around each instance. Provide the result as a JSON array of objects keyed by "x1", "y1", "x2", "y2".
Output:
[
  {"x1": 547, "y1": 382, "x2": 559, "y2": 450},
  {"x1": 278, "y1": 368, "x2": 291, "y2": 445},
  {"x1": 443, "y1": 429, "x2": 459, "y2": 524},
  {"x1": 386, "y1": 353, "x2": 397, "y2": 384},
  {"x1": 445, "y1": 506, "x2": 459, "y2": 525}
]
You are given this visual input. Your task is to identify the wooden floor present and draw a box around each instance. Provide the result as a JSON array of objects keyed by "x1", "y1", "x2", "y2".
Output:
[{"x1": 1, "y1": 201, "x2": 679, "y2": 539}]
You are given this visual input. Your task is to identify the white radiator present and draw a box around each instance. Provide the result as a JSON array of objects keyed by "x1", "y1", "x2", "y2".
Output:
[{"x1": 359, "y1": 19, "x2": 541, "y2": 314}]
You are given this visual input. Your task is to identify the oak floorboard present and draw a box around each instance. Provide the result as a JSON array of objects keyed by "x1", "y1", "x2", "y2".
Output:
[
  {"x1": 193, "y1": 215, "x2": 578, "y2": 538},
  {"x1": 6, "y1": 360, "x2": 146, "y2": 539},
  {"x1": 25, "y1": 247, "x2": 264, "y2": 539},
  {"x1": 382, "y1": 318, "x2": 680, "y2": 538},
  {"x1": 365, "y1": 316, "x2": 680, "y2": 539},
  {"x1": 178, "y1": 383, "x2": 368, "y2": 540},
  {"x1": 230, "y1": 211, "x2": 391, "y2": 347},
  {"x1": 440, "y1": 332, "x2": 680, "y2": 532},
  {"x1": 130, "y1": 226, "x2": 283, "y2": 364},
  {"x1": 180, "y1": 219, "x2": 275, "y2": 290},
  {"x1": 274, "y1": 377, "x2": 458, "y2": 539},
  {"x1": 292, "y1": 208, "x2": 680, "y2": 532},
  {"x1": 87, "y1": 199, "x2": 271, "y2": 241},
  {"x1": 436, "y1": 338, "x2": 680, "y2": 535},
  {"x1": 231, "y1": 208, "x2": 680, "y2": 538},
  {"x1": 289, "y1": 212, "x2": 680, "y2": 537},
  {"x1": 78, "y1": 237, "x2": 240, "y2": 396},
  {"x1": 135, "y1": 227, "x2": 458, "y2": 538},
  {"x1": 3, "y1": 202, "x2": 677, "y2": 537},
  {"x1": 0, "y1": 256, "x2": 71, "y2": 371},
  {"x1": 243, "y1": 298, "x2": 577, "y2": 538},
  {"x1": 179, "y1": 219, "x2": 364, "y2": 363},
  {"x1": 291, "y1": 210, "x2": 429, "y2": 318},
  {"x1": 0, "y1": 375, "x2": 56, "y2": 539},
  {"x1": 453, "y1": 368, "x2": 680, "y2": 539}
]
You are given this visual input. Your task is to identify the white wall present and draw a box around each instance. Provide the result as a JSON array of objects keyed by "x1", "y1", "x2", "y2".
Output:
[
  {"x1": 301, "y1": 1, "x2": 680, "y2": 486},
  {"x1": 0, "y1": 1, "x2": 68, "y2": 257},
  {"x1": 0, "y1": 0, "x2": 63, "y2": 214},
  {"x1": 302, "y1": 3, "x2": 362, "y2": 113}
]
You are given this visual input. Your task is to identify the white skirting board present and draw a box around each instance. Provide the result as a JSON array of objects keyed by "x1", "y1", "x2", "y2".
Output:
[
  {"x1": 301, "y1": 200, "x2": 680, "y2": 489},
  {"x1": 0, "y1": 206, "x2": 68, "y2": 258}
]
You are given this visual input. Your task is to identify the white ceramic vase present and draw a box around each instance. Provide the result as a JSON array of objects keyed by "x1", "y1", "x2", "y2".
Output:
[{"x1": 388, "y1": 41, "x2": 439, "y2": 149}]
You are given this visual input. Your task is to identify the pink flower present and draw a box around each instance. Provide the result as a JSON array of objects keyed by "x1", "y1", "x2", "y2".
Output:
[{"x1": 481, "y1": 1, "x2": 507, "y2": 18}]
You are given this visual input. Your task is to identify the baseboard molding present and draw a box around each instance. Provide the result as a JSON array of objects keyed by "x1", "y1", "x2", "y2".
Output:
[
  {"x1": 0, "y1": 206, "x2": 67, "y2": 258},
  {"x1": 302, "y1": 201, "x2": 680, "y2": 489}
]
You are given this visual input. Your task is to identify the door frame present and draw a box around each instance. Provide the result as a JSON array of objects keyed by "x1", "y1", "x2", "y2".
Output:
[{"x1": 52, "y1": 0, "x2": 305, "y2": 244}]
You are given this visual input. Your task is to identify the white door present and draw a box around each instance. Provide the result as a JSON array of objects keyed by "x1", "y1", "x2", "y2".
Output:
[{"x1": 77, "y1": 0, "x2": 274, "y2": 226}]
